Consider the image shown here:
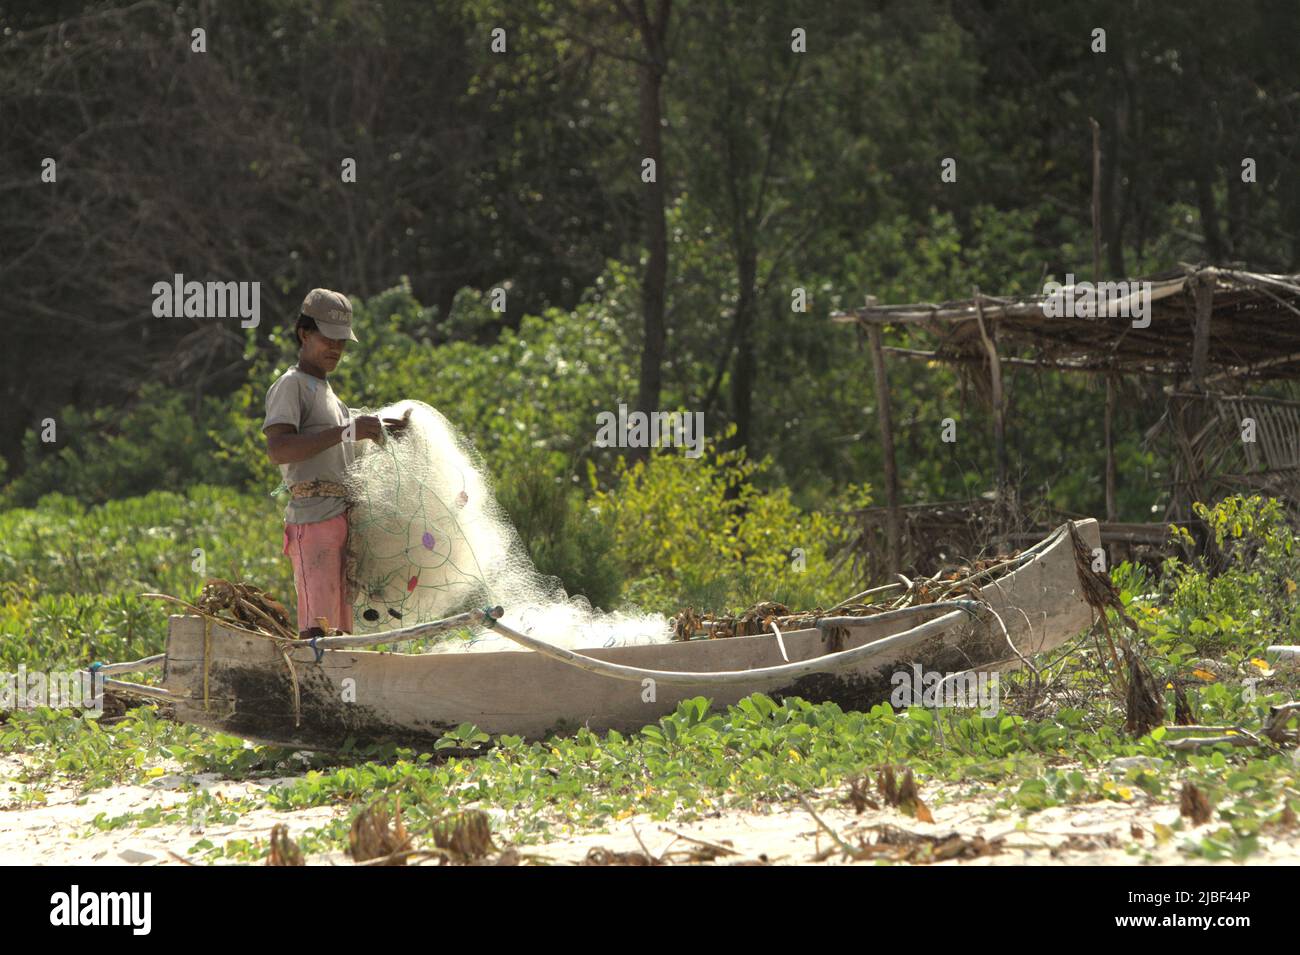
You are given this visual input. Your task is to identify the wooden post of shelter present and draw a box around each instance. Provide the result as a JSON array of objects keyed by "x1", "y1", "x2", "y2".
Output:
[
  {"x1": 1092, "y1": 118, "x2": 1119, "y2": 557},
  {"x1": 865, "y1": 309, "x2": 902, "y2": 576},
  {"x1": 1090, "y1": 118, "x2": 1103, "y2": 292},
  {"x1": 973, "y1": 288, "x2": 1009, "y2": 542},
  {"x1": 1181, "y1": 269, "x2": 1216, "y2": 517},
  {"x1": 1104, "y1": 376, "x2": 1118, "y2": 525},
  {"x1": 1191, "y1": 269, "x2": 1213, "y2": 391}
]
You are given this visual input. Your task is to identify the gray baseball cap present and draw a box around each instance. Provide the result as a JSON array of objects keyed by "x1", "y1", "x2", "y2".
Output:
[{"x1": 301, "y1": 288, "x2": 358, "y2": 341}]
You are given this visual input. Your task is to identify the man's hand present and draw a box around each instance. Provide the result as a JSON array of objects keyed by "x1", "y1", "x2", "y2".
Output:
[
  {"x1": 353, "y1": 415, "x2": 385, "y2": 442},
  {"x1": 384, "y1": 407, "x2": 413, "y2": 436},
  {"x1": 353, "y1": 408, "x2": 411, "y2": 442}
]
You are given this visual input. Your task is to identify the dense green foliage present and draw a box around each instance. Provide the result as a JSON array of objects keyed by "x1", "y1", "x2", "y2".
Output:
[
  {"x1": 0, "y1": 487, "x2": 286, "y2": 672},
  {"x1": 5, "y1": 1, "x2": 1299, "y2": 512}
]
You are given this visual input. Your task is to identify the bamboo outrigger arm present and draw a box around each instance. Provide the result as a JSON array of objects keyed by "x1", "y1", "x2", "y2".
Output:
[
  {"x1": 91, "y1": 654, "x2": 165, "y2": 676},
  {"x1": 78, "y1": 655, "x2": 183, "y2": 702},
  {"x1": 101, "y1": 678, "x2": 180, "y2": 702}
]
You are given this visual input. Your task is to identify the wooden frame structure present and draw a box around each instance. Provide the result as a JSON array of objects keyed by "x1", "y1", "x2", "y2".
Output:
[{"x1": 833, "y1": 265, "x2": 1300, "y2": 576}]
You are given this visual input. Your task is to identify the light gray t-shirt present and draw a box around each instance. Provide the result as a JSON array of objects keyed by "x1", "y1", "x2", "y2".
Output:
[{"x1": 263, "y1": 368, "x2": 358, "y2": 525}]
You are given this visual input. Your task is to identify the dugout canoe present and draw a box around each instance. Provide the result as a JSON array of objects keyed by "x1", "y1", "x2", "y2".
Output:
[{"x1": 157, "y1": 519, "x2": 1102, "y2": 749}]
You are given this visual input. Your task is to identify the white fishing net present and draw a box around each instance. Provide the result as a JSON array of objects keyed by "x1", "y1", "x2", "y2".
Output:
[{"x1": 343, "y1": 399, "x2": 670, "y2": 651}]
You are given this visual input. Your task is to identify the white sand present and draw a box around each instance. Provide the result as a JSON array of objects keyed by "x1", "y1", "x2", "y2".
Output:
[{"x1": 4, "y1": 755, "x2": 1297, "y2": 865}]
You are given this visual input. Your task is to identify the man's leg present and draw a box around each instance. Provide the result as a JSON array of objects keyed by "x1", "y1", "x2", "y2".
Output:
[
  {"x1": 284, "y1": 523, "x2": 313, "y2": 635},
  {"x1": 326, "y1": 513, "x2": 353, "y2": 633},
  {"x1": 285, "y1": 514, "x2": 352, "y2": 635},
  {"x1": 301, "y1": 513, "x2": 351, "y2": 634}
]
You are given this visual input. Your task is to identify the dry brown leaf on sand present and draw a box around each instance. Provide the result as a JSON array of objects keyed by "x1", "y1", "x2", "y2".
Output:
[
  {"x1": 897, "y1": 771, "x2": 935, "y2": 824},
  {"x1": 349, "y1": 798, "x2": 413, "y2": 864},
  {"x1": 267, "y1": 823, "x2": 305, "y2": 866},
  {"x1": 1179, "y1": 782, "x2": 1214, "y2": 826},
  {"x1": 844, "y1": 775, "x2": 881, "y2": 814},
  {"x1": 583, "y1": 847, "x2": 660, "y2": 866},
  {"x1": 432, "y1": 810, "x2": 498, "y2": 861},
  {"x1": 814, "y1": 824, "x2": 1003, "y2": 864},
  {"x1": 877, "y1": 765, "x2": 935, "y2": 823}
]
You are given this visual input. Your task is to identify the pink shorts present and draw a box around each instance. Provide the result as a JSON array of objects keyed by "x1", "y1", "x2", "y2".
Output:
[{"x1": 283, "y1": 513, "x2": 353, "y2": 634}]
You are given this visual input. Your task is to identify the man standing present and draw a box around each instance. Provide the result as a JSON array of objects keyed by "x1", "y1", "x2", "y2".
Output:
[{"x1": 262, "y1": 288, "x2": 406, "y2": 637}]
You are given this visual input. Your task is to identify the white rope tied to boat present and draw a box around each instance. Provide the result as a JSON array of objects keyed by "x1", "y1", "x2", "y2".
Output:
[{"x1": 479, "y1": 601, "x2": 987, "y2": 686}]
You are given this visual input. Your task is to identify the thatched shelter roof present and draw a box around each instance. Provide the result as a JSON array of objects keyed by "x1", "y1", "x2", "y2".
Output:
[{"x1": 832, "y1": 265, "x2": 1300, "y2": 382}]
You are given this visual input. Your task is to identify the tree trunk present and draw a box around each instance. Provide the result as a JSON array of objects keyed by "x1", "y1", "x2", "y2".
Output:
[
  {"x1": 728, "y1": 246, "x2": 758, "y2": 455},
  {"x1": 630, "y1": 0, "x2": 671, "y2": 464},
  {"x1": 1227, "y1": 169, "x2": 1248, "y2": 257},
  {"x1": 1195, "y1": 157, "x2": 1226, "y2": 263},
  {"x1": 1188, "y1": 53, "x2": 1225, "y2": 263},
  {"x1": 1102, "y1": 52, "x2": 1133, "y2": 277}
]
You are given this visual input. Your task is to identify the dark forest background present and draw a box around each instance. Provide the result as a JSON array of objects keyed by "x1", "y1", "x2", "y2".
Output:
[{"x1": 2, "y1": 0, "x2": 1298, "y2": 608}]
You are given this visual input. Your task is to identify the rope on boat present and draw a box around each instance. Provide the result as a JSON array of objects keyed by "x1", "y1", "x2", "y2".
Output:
[
  {"x1": 285, "y1": 608, "x2": 496, "y2": 649},
  {"x1": 467, "y1": 525, "x2": 1081, "y2": 686},
  {"x1": 280, "y1": 642, "x2": 301, "y2": 728},
  {"x1": 204, "y1": 617, "x2": 212, "y2": 712},
  {"x1": 479, "y1": 601, "x2": 986, "y2": 686}
]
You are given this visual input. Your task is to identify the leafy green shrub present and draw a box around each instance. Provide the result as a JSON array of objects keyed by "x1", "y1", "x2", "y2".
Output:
[
  {"x1": 1138, "y1": 496, "x2": 1300, "y2": 659},
  {"x1": 1103, "y1": 495, "x2": 1300, "y2": 739},
  {"x1": 0, "y1": 485, "x2": 289, "y2": 670},
  {"x1": 3, "y1": 384, "x2": 256, "y2": 507},
  {"x1": 591, "y1": 430, "x2": 871, "y2": 613}
]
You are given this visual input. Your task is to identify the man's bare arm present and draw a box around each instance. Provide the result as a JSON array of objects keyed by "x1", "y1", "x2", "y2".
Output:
[
  {"x1": 264, "y1": 415, "x2": 401, "y2": 464},
  {"x1": 264, "y1": 423, "x2": 344, "y2": 465}
]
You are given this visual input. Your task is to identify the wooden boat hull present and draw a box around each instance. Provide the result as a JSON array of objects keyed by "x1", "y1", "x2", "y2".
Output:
[{"x1": 161, "y1": 519, "x2": 1101, "y2": 748}]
